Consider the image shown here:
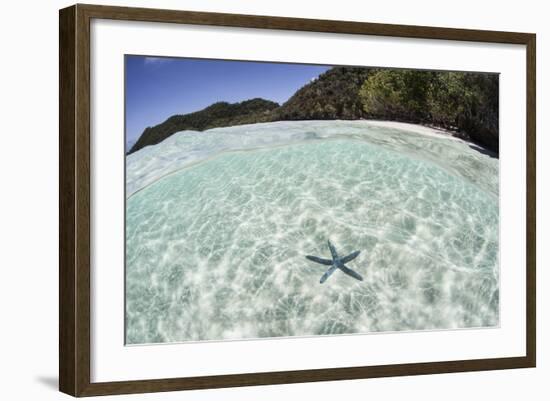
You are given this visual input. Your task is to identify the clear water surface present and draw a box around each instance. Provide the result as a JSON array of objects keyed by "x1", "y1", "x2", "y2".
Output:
[{"x1": 125, "y1": 121, "x2": 499, "y2": 344}]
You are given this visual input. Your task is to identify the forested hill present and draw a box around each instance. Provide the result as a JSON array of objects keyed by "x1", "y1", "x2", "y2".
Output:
[
  {"x1": 128, "y1": 98, "x2": 279, "y2": 154},
  {"x1": 273, "y1": 67, "x2": 371, "y2": 120},
  {"x1": 128, "y1": 66, "x2": 499, "y2": 155}
]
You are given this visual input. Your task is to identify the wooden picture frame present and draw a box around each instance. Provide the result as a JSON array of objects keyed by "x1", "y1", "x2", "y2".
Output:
[{"x1": 59, "y1": 3, "x2": 536, "y2": 397}]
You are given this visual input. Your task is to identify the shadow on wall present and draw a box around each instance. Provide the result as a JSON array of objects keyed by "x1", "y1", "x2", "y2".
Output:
[{"x1": 35, "y1": 376, "x2": 58, "y2": 391}]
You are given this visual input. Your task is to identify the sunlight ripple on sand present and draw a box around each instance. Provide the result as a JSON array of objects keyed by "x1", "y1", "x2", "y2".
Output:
[{"x1": 125, "y1": 121, "x2": 499, "y2": 344}]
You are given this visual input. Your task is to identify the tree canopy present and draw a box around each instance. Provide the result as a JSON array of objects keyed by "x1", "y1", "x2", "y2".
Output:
[{"x1": 359, "y1": 69, "x2": 499, "y2": 151}]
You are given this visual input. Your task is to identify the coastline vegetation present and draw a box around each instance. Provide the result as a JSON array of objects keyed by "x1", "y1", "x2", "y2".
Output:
[
  {"x1": 128, "y1": 67, "x2": 498, "y2": 155},
  {"x1": 359, "y1": 69, "x2": 498, "y2": 152}
]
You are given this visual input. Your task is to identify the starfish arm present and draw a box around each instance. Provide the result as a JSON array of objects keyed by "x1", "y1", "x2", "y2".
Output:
[
  {"x1": 327, "y1": 240, "x2": 339, "y2": 260},
  {"x1": 340, "y1": 250, "x2": 360, "y2": 264},
  {"x1": 305, "y1": 255, "x2": 333, "y2": 265},
  {"x1": 339, "y1": 264, "x2": 363, "y2": 281},
  {"x1": 320, "y1": 265, "x2": 338, "y2": 283}
]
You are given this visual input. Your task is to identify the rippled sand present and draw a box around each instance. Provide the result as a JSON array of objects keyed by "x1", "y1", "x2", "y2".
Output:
[{"x1": 125, "y1": 121, "x2": 499, "y2": 344}]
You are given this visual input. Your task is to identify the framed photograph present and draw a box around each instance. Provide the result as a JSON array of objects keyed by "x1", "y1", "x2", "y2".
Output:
[{"x1": 59, "y1": 4, "x2": 536, "y2": 397}]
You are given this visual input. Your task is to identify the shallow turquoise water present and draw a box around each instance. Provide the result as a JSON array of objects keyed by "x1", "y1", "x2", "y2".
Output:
[{"x1": 125, "y1": 121, "x2": 499, "y2": 344}]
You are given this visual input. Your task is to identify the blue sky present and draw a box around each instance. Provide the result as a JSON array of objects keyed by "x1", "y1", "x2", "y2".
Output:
[{"x1": 125, "y1": 56, "x2": 331, "y2": 146}]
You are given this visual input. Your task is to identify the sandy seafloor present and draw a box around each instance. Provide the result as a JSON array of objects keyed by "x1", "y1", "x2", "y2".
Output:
[{"x1": 125, "y1": 120, "x2": 499, "y2": 345}]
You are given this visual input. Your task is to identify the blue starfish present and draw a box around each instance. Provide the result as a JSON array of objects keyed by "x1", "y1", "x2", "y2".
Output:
[{"x1": 306, "y1": 240, "x2": 363, "y2": 283}]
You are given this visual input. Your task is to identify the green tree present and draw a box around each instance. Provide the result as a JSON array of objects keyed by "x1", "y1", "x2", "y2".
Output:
[{"x1": 359, "y1": 69, "x2": 499, "y2": 152}]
